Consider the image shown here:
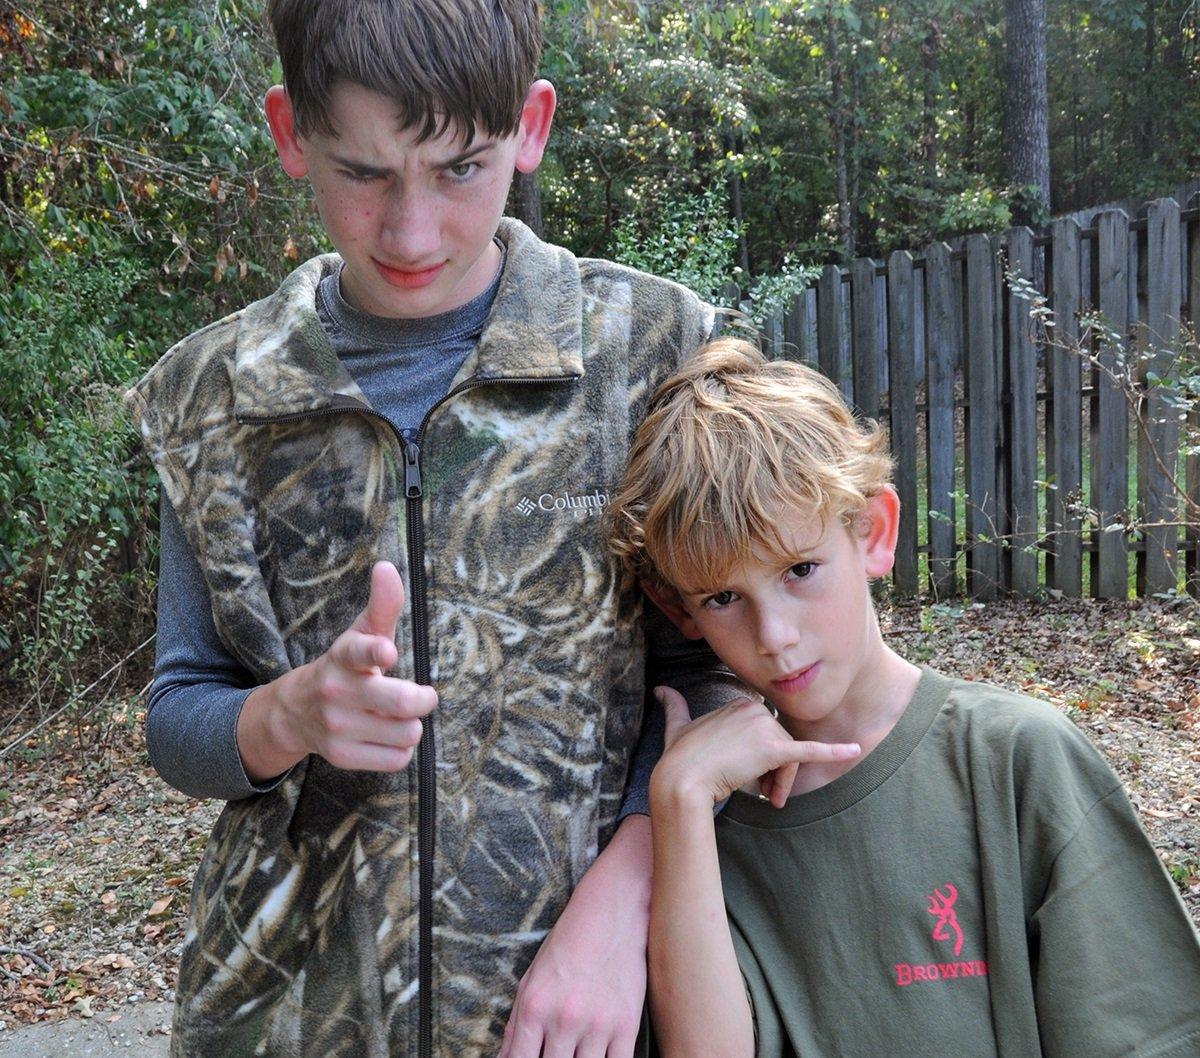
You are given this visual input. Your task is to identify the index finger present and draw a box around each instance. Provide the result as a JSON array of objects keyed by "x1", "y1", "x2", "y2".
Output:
[{"x1": 783, "y1": 740, "x2": 862, "y2": 765}]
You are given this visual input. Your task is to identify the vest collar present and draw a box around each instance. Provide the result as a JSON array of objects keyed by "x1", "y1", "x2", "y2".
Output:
[{"x1": 232, "y1": 218, "x2": 583, "y2": 422}]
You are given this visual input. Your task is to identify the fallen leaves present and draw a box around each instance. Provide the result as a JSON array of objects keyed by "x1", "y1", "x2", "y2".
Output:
[
  {"x1": 146, "y1": 896, "x2": 173, "y2": 919},
  {"x1": 1, "y1": 594, "x2": 1196, "y2": 1029},
  {"x1": 1, "y1": 749, "x2": 216, "y2": 1026}
]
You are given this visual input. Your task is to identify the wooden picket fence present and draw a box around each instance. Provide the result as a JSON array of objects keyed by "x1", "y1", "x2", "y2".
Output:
[{"x1": 744, "y1": 196, "x2": 1200, "y2": 600}]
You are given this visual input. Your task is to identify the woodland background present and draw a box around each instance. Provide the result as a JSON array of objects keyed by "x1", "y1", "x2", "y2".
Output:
[
  {"x1": 0, "y1": 0, "x2": 1198, "y2": 1030},
  {"x1": 2, "y1": 0, "x2": 1200, "y2": 735}
]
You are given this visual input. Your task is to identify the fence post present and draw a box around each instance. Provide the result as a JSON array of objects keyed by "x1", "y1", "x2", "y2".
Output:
[
  {"x1": 851, "y1": 257, "x2": 880, "y2": 419},
  {"x1": 1188, "y1": 193, "x2": 1200, "y2": 598},
  {"x1": 720, "y1": 280, "x2": 742, "y2": 319},
  {"x1": 887, "y1": 250, "x2": 918, "y2": 596},
  {"x1": 965, "y1": 234, "x2": 999, "y2": 599},
  {"x1": 1139, "y1": 198, "x2": 1182, "y2": 595},
  {"x1": 817, "y1": 264, "x2": 844, "y2": 392},
  {"x1": 784, "y1": 287, "x2": 811, "y2": 363},
  {"x1": 1005, "y1": 226, "x2": 1040, "y2": 596},
  {"x1": 1093, "y1": 210, "x2": 1131, "y2": 599},
  {"x1": 761, "y1": 313, "x2": 782, "y2": 357},
  {"x1": 1048, "y1": 217, "x2": 1084, "y2": 596},
  {"x1": 925, "y1": 241, "x2": 957, "y2": 598}
]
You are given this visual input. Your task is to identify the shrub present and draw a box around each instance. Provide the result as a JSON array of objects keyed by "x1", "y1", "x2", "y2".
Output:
[
  {"x1": 0, "y1": 238, "x2": 161, "y2": 735},
  {"x1": 612, "y1": 183, "x2": 743, "y2": 304}
]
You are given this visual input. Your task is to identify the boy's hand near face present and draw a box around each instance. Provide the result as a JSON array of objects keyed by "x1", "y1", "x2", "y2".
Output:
[
  {"x1": 236, "y1": 561, "x2": 438, "y2": 781},
  {"x1": 651, "y1": 686, "x2": 861, "y2": 810}
]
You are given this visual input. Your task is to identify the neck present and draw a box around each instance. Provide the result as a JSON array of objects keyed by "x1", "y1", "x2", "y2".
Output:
[{"x1": 779, "y1": 640, "x2": 922, "y2": 796}]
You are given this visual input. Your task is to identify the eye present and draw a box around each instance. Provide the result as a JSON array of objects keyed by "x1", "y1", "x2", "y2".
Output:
[
  {"x1": 340, "y1": 170, "x2": 377, "y2": 184},
  {"x1": 701, "y1": 589, "x2": 739, "y2": 611},
  {"x1": 446, "y1": 161, "x2": 480, "y2": 181},
  {"x1": 786, "y1": 562, "x2": 816, "y2": 581}
]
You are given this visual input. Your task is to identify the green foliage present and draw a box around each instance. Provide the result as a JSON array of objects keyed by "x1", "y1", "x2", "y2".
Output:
[
  {"x1": 937, "y1": 184, "x2": 1013, "y2": 236},
  {"x1": 0, "y1": 243, "x2": 146, "y2": 573},
  {"x1": 611, "y1": 183, "x2": 743, "y2": 303},
  {"x1": 0, "y1": 0, "x2": 316, "y2": 723},
  {"x1": 0, "y1": 239, "x2": 158, "y2": 695},
  {"x1": 746, "y1": 253, "x2": 820, "y2": 324}
]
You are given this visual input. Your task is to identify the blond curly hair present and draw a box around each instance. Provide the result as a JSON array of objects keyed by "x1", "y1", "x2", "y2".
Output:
[{"x1": 605, "y1": 337, "x2": 893, "y2": 594}]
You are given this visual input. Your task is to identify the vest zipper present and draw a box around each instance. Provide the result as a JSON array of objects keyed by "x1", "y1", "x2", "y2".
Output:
[
  {"x1": 241, "y1": 370, "x2": 577, "y2": 1058},
  {"x1": 407, "y1": 372, "x2": 575, "y2": 1058}
]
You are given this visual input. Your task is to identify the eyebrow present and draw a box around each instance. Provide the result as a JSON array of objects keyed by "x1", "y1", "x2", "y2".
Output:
[{"x1": 330, "y1": 142, "x2": 494, "y2": 178}]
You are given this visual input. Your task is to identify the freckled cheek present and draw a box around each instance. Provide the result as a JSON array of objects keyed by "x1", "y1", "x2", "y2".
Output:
[{"x1": 326, "y1": 207, "x2": 375, "y2": 235}]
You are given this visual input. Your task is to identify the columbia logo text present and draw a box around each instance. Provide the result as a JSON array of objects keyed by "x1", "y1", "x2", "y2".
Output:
[{"x1": 516, "y1": 490, "x2": 611, "y2": 517}]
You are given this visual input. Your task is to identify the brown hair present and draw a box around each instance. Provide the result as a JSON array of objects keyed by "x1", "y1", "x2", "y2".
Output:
[
  {"x1": 266, "y1": 0, "x2": 543, "y2": 142},
  {"x1": 605, "y1": 338, "x2": 893, "y2": 594}
]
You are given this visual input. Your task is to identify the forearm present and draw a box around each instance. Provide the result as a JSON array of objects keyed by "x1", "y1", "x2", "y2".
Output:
[
  {"x1": 648, "y1": 783, "x2": 753, "y2": 1058},
  {"x1": 579, "y1": 812, "x2": 652, "y2": 927},
  {"x1": 146, "y1": 681, "x2": 263, "y2": 800},
  {"x1": 501, "y1": 814, "x2": 652, "y2": 1057}
]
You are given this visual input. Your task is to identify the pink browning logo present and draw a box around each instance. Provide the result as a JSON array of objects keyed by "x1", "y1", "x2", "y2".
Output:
[{"x1": 926, "y1": 884, "x2": 964, "y2": 956}]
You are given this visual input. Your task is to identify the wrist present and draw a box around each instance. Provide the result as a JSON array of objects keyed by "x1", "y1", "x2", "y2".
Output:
[
  {"x1": 238, "y1": 668, "x2": 309, "y2": 782},
  {"x1": 649, "y1": 766, "x2": 715, "y2": 818}
]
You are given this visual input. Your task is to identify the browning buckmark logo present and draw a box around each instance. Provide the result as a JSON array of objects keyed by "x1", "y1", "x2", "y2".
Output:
[{"x1": 893, "y1": 882, "x2": 989, "y2": 987}]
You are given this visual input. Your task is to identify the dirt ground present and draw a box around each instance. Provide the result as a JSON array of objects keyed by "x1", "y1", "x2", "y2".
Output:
[{"x1": 1, "y1": 594, "x2": 1197, "y2": 1041}]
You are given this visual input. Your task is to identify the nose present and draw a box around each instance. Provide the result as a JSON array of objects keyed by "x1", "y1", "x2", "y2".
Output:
[
  {"x1": 754, "y1": 603, "x2": 799, "y2": 656},
  {"x1": 379, "y1": 184, "x2": 440, "y2": 264}
]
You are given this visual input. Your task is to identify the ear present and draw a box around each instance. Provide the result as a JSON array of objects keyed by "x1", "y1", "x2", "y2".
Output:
[
  {"x1": 514, "y1": 79, "x2": 556, "y2": 174},
  {"x1": 265, "y1": 85, "x2": 309, "y2": 180},
  {"x1": 858, "y1": 486, "x2": 901, "y2": 579},
  {"x1": 639, "y1": 578, "x2": 704, "y2": 640}
]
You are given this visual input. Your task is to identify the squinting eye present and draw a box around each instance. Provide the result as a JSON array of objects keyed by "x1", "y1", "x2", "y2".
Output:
[
  {"x1": 789, "y1": 562, "x2": 815, "y2": 580},
  {"x1": 703, "y1": 590, "x2": 737, "y2": 609}
]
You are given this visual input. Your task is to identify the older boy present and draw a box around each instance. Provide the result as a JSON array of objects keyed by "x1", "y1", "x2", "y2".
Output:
[
  {"x1": 124, "y1": 2, "x2": 743, "y2": 1055},
  {"x1": 606, "y1": 338, "x2": 1200, "y2": 1057}
]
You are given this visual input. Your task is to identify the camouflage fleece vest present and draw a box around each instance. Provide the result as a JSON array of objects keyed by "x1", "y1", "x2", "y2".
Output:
[{"x1": 125, "y1": 219, "x2": 716, "y2": 1057}]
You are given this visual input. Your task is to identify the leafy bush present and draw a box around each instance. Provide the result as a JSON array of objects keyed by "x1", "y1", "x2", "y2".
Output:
[
  {"x1": 0, "y1": 239, "x2": 159, "y2": 697},
  {"x1": 936, "y1": 184, "x2": 1013, "y2": 237},
  {"x1": 611, "y1": 183, "x2": 743, "y2": 303},
  {"x1": 0, "y1": 1, "x2": 319, "y2": 749},
  {"x1": 746, "y1": 252, "x2": 819, "y2": 325}
]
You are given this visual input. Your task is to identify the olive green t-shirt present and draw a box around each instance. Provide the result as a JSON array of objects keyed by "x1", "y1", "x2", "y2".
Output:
[{"x1": 717, "y1": 668, "x2": 1200, "y2": 1058}]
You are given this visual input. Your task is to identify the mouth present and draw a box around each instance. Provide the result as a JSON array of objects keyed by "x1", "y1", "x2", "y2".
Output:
[
  {"x1": 771, "y1": 662, "x2": 819, "y2": 693},
  {"x1": 373, "y1": 258, "x2": 446, "y2": 289}
]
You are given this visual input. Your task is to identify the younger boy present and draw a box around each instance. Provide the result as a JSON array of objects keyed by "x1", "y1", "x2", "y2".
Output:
[{"x1": 605, "y1": 338, "x2": 1200, "y2": 1057}]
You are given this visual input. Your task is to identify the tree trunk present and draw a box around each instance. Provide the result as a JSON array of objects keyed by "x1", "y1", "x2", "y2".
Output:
[
  {"x1": 513, "y1": 170, "x2": 544, "y2": 238},
  {"x1": 725, "y1": 133, "x2": 751, "y2": 277},
  {"x1": 827, "y1": 3, "x2": 853, "y2": 257},
  {"x1": 1134, "y1": 0, "x2": 1157, "y2": 162},
  {"x1": 1003, "y1": 0, "x2": 1050, "y2": 223},
  {"x1": 849, "y1": 27, "x2": 862, "y2": 251},
  {"x1": 922, "y1": 23, "x2": 940, "y2": 180}
]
